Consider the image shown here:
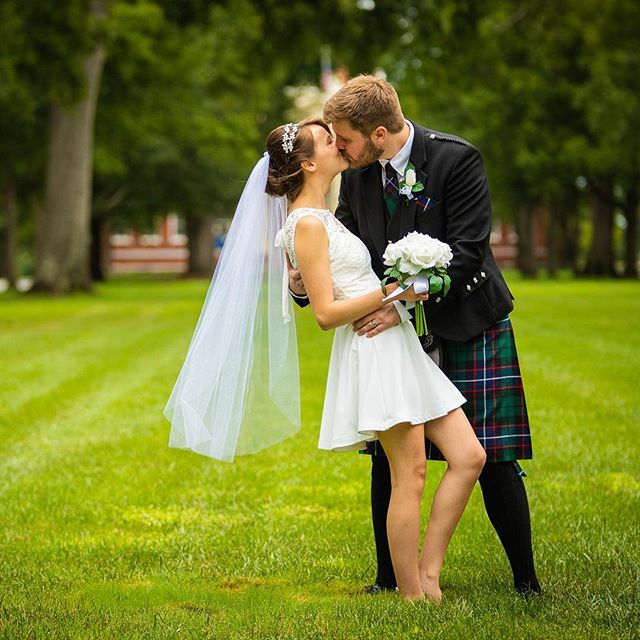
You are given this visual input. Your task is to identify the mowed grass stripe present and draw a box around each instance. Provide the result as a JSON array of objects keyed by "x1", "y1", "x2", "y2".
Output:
[{"x1": 0, "y1": 276, "x2": 638, "y2": 639}]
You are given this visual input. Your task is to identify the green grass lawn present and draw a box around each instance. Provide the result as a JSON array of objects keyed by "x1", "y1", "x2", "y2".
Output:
[{"x1": 0, "y1": 276, "x2": 638, "y2": 639}]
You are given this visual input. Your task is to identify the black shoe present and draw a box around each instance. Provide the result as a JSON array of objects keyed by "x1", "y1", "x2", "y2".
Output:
[{"x1": 364, "y1": 583, "x2": 398, "y2": 595}]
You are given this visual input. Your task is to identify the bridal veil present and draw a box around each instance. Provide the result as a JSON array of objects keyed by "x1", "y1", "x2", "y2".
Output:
[{"x1": 164, "y1": 154, "x2": 300, "y2": 462}]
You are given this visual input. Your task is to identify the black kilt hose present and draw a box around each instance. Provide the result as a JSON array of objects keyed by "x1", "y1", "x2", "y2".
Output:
[{"x1": 364, "y1": 317, "x2": 533, "y2": 462}]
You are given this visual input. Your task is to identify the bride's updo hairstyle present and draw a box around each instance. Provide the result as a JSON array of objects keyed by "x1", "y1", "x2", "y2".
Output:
[{"x1": 265, "y1": 118, "x2": 332, "y2": 202}]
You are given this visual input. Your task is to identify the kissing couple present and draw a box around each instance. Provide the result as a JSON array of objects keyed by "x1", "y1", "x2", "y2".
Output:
[{"x1": 165, "y1": 75, "x2": 540, "y2": 600}]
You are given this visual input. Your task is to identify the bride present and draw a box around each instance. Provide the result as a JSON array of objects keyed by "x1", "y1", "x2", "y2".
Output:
[{"x1": 165, "y1": 118, "x2": 486, "y2": 601}]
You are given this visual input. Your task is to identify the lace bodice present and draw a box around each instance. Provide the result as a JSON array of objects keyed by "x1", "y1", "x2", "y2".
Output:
[{"x1": 274, "y1": 208, "x2": 381, "y2": 300}]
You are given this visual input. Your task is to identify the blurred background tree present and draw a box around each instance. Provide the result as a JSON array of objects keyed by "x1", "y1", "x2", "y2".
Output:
[
  {"x1": 0, "y1": 0, "x2": 637, "y2": 292},
  {"x1": 386, "y1": 0, "x2": 639, "y2": 278}
]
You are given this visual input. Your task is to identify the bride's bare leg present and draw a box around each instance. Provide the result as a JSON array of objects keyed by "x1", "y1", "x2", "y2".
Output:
[
  {"x1": 376, "y1": 423, "x2": 427, "y2": 601},
  {"x1": 419, "y1": 408, "x2": 486, "y2": 601}
]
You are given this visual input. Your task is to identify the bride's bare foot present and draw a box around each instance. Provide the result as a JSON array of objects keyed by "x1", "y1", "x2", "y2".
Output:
[
  {"x1": 420, "y1": 574, "x2": 442, "y2": 603},
  {"x1": 400, "y1": 591, "x2": 425, "y2": 602}
]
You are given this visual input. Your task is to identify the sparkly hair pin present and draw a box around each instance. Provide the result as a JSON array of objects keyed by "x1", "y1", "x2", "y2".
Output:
[{"x1": 282, "y1": 123, "x2": 299, "y2": 154}]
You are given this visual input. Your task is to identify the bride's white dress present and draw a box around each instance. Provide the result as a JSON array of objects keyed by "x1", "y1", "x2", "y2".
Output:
[{"x1": 275, "y1": 207, "x2": 465, "y2": 452}]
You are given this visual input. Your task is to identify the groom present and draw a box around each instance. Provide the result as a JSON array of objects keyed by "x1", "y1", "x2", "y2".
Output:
[{"x1": 290, "y1": 75, "x2": 540, "y2": 595}]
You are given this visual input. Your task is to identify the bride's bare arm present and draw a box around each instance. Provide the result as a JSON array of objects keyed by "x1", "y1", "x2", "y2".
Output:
[{"x1": 294, "y1": 216, "x2": 422, "y2": 331}]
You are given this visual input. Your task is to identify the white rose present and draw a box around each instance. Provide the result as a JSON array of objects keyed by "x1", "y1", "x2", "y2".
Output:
[
  {"x1": 405, "y1": 168, "x2": 416, "y2": 187},
  {"x1": 432, "y1": 240, "x2": 453, "y2": 268},
  {"x1": 382, "y1": 242, "x2": 402, "y2": 266},
  {"x1": 384, "y1": 232, "x2": 453, "y2": 275},
  {"x1": 398, "y1": 257, "x2": 422, "y2": 275},
  {"x1": 409, "y1": 247, "x2": 436, "y2": 269}
]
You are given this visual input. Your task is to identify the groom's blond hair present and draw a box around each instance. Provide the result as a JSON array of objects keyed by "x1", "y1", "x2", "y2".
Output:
[{"x1": 323, "y1": 75, "x2": 405, "y2": 135}]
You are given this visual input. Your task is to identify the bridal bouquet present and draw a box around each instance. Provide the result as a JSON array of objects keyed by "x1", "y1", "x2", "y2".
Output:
[{"x1": 381, "y1": 232, "x2": 453, "y2": 336}]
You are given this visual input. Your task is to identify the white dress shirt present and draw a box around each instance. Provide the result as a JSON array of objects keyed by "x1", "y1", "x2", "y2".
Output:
[{"x1": 379, "y1": 120, "x2": 415, "y2": 187}]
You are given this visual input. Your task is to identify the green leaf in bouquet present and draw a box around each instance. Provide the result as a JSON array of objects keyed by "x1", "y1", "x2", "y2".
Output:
[
  {"x1": 442, "y1": 274, "x2": 451, "y2": 296},
  {"x1": 428, "y1": 274, "x2": 444, "y2": 294}
]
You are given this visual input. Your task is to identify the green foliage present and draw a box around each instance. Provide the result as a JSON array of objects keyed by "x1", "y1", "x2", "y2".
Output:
[
  {"x1": 2, "y1": 0, "x2": 638, "y2": 279},
  {"x1": 0, "y1": 276, "x2": 638, "y2": 637},
  {"x1": 0, "y1": 0, "x2": 98, "y2": 205},
  {"x1": 92, "y1": 0, "x2": 411, "y2": 227},
  {"x1": 386, "y1": 0, "x2": 638, "y2": 217},
  {"x1": 94, "y1": 0, "x2": 267, "y2": 225}
]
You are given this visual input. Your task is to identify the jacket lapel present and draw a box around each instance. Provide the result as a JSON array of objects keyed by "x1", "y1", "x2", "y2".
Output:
[
  {"x1": 360, "y1": 163, "x2": 387, "y2": 259},
  {"x1": 397, "y1": 122, "x2": 429, "y2": 240}
]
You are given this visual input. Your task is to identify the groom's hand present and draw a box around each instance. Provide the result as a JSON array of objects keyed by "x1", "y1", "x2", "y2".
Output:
[
  {"x1": 353, "y1": 303, "x2": 401, "y2": 338},
  {"x1": 286, "y1": 253, "x2": 307, "y2": 297}
]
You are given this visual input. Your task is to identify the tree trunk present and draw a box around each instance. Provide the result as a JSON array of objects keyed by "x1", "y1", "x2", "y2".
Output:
[
  {"x1": 186, "y1": 214, "x2": 215, "y2": 276},
  {"x1": 1, "y1": 180, "x2": 18, "y2": 289},
  {"x1": 548, "y1": 193, "x2": 580, "y2": 276},
  {"x1": 584, "y1": 189, "x2": 616, "y2": 276},
  {"x1": 546, "y1": 205, "x2": 560, "y2": 278},
  {"x1": 32, "y1": 10, "x2": 105, "y2": 294},
  {"x1": 514, "y1": 204, "x2": 538, "y2": 277},
  {"x1": 562, "y1": 207, "x2": 581, "y2": 273},
  {"x1": 90, "y1": 215, "x2": 111, "y2": 281},
  {"x1": 623, "y1": 188, "x2": 638, "y2": 279}
]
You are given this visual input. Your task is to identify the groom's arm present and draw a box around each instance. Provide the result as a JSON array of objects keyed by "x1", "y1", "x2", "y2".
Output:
[{"x1": 423, "y1": 145, "x2": 492, "y2": 313}]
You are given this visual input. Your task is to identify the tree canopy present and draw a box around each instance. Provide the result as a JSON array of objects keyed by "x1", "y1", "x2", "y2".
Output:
[{"x1": 0, "y1": 0, "x2": 638, "y2": 289}]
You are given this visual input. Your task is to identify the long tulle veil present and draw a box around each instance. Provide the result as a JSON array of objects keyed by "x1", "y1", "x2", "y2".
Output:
[{"x1": 164, "y1": 154, "x2": 300, "y2": 462}]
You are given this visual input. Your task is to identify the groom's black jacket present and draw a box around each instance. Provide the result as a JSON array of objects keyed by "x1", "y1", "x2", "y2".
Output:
[{"x1": 335, "y1": 123, "x2": 513, "y2": 342}]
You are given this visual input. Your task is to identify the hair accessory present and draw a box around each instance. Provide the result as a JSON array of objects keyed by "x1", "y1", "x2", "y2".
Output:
[{"x1": 282, "y1": 123, "x2": 299, "y2": 154}]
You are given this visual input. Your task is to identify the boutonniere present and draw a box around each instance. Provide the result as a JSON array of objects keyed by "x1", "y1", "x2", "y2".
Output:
[{"x1": 398, "y1": 162, "x2": 425, "y2": 200}]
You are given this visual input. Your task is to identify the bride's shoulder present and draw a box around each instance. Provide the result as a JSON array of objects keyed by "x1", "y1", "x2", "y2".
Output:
[
  {"x1": 290, "y1": 212, "x2": 328, "y2": 236},
  {"x1": 287, "y1": 207, "x2": 330, "y2": 227}
]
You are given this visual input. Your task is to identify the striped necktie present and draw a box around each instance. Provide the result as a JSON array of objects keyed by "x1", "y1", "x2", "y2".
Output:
[{"x1": 383, "y1": 162, "x2": 400, "y2": 218}]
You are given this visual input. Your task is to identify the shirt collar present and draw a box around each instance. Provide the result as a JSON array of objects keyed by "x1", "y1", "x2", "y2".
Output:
[{"x1": 380, "y1": 120, "x2": 414, "y2": 178}]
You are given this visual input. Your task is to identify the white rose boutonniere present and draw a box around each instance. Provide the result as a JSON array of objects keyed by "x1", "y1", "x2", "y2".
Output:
[
  {"x1": 398, "y1": 162, "x2": 424, "y2": 200},
  {"x1": 381, "y1": 232, "x2": 453, "y2": 336}
]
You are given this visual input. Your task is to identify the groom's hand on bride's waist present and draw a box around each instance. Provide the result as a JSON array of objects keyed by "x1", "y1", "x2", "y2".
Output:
[{"x1": 353, "y1": 303, "x2": 401, "y2": 338}]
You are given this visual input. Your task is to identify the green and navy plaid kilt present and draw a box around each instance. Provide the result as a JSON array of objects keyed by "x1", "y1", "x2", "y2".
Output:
[{"x1": 365, "y1": 317, "x2": 533, "y2": 462}]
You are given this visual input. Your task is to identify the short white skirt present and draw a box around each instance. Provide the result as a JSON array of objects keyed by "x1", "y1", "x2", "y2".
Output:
[{"x1": 318, "y1": 321, "x2": 466, "y2": 452}]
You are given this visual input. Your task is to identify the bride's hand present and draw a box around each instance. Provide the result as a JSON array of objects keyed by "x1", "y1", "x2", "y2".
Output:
[
  {"x1": 353, "y1": 302, "x2": 401, "y2": 337},
  {"x1": 396, "y1": 283, "x2": 429, "y2": 303}
]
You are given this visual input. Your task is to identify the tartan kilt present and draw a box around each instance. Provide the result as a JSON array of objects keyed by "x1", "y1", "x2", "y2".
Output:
[{"x1": 364, "y1": 317, "x2": 533, "y2": 462}]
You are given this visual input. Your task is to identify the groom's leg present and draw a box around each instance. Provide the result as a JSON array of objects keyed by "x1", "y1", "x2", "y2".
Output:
[
  {"x1": 370, "y1": 452, "x2": 397, "y2": 588},
  {"x1": 479, "y1": 461, "x2": 541, "y2": 594}
]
